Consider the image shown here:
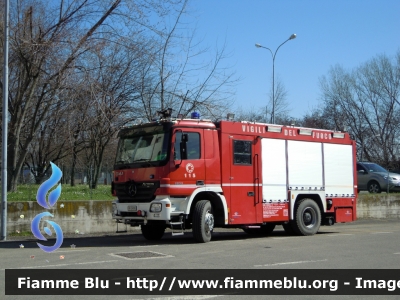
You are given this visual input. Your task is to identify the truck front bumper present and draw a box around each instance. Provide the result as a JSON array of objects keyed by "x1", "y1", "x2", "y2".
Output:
[{"x1": 112, "y1": 198, "x2": 184, "y2": 224}]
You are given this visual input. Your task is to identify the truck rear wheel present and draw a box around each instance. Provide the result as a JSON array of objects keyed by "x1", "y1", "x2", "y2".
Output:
[
  {"x1": 141, "y1": 222, "x2": 166, "y2": 240},
  {"x1": 192, "y1": 200, "x2": 214, "y2": 243},
  {"x1": 293, "y1": 198, "x2": 321, "y2": 236}
]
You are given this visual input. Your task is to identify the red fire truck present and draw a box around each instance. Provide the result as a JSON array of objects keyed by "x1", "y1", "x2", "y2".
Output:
[{"x1": 111, "y1": 111, "x2": 357, "y2": 243}]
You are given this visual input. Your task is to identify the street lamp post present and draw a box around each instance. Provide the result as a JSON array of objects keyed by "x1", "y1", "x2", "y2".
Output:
[
  {"x1": 255, "y1": 33, "x2": 296, "y2": 124},
  {"x1": 1, "y1": 0, "x2": 10, "y2": 241},
  {"x1": 387, "y1": 169, "x2": 390, "y2": 194}
]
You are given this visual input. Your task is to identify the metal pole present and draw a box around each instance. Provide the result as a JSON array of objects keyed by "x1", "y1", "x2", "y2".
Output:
[
  {"x1": 387, "y1": 169, "x2": 390, "y2": 194},
  {"x1": 271, "y1": 36, "x2": 295, "y2": 123},
  {"x1": 272, "y1": 56, "x2": 275, "y2": 123},
  {"x1": 255, "y1": 34, "x2": 296, "y2": 124},
  {"x1": 1, "y1": 0, "x2": 10, "y2": 241}
]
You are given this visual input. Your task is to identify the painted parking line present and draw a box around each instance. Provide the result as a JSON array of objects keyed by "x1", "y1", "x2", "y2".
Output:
[
  {"x1": 55, "y1": 249, "x2": 91, "y2": 253},
  {"x1": 322, "y1": 234, "x2": 354, "y2": 237},
  {"x1": 254, "y1": 259, "x2": 328, "y2": 267},
  {"x1": 129, "y1": 245, "x2": 160, "y2": 248},
  {"x1": 214, "y1": 239, "x2": 249, "y2": 243},
  {"x1": 197, "y1": 250, "x2": 225, "y2": 256},
  {"x1": 144, "y1": 296, "x2": 223, "y2": 300},
  {"x1": 6, "y1": 260, "x2": 120, "y2": 270},
  {"x1": 272, "y1": 233, "x2": 355, "y2": 240}
]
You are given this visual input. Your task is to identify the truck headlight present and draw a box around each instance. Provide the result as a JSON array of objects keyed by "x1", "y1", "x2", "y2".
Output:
[
  {"x1": 112, "y1": 203, "x2": 118, "y2": 217},
  {"x1": 150, "y1": 203, "x2": 162, "y2": 212}
]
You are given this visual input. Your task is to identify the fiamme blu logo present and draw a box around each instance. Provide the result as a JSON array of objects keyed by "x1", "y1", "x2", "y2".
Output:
[{"x1": 31, "y1": 162, "x2": 64, "y2": 253}]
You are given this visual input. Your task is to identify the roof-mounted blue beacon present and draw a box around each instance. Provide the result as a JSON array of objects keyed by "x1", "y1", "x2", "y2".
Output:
[{"x1": 191, "y1": 111, "x2": 200, "y2": 119}]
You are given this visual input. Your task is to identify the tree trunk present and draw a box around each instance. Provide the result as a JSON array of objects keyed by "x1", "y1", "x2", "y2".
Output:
[
  {"x1": 7, "y1": 133, "x2": 26, "y2": 192},
  {"x1": 70, "y1": 140, "x2": 78, "y2": 186}
]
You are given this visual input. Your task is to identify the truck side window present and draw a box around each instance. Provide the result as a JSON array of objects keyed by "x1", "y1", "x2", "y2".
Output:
[
  {"x1": 174, "y1": 132, "x2": 201, "y2": 160},
  {"x1": 233, "y1": 140, "x2": 252, "y2": 165}
]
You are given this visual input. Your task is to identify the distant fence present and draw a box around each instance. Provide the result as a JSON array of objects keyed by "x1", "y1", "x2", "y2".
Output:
[{"x1": 18, "y1": 166, "x2": 113, "y2": 185}]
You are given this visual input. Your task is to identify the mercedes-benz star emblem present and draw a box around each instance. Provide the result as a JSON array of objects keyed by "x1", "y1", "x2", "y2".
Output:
[{"x1": 128, "y1": 183, "x2": 137, "y2": 197}]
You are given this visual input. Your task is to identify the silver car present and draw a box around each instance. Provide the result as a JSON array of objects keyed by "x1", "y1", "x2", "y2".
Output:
[{"x1": 357, "y1": 162, "x2": 400, "y2": 193}]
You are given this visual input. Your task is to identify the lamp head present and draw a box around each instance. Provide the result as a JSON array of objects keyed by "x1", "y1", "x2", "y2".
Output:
[{"x1": 289, "y1": 33, "x2": 296, "y2": 40}]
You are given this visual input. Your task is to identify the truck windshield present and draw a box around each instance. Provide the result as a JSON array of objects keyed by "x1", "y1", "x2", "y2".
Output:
[{"x1": 115, "y1": 126, "x2": 170, "y2": 165}]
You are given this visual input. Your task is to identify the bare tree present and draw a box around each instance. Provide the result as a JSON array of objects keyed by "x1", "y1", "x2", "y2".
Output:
[
  {"x1": 0, "y1": 0, "x2": 124, "y2": 191},
  {"x1": 77, "y1": 37, "x2": 151, "y2": 188},
  {"x1": 135, "y1": 0, "x2": 238, "y2": 121},
  {"x1": 319, "y1": 51, "x2": 400, "y2": 169},
  {"x1": 233, "y1": 77, "x2": 290, "y2": 124},
  {"x1": 266, "y1": 78, "x2": 290, "y2": 123},
  {"x1": 24, "y1": 99, "x2": 71, "y2": 184},
  {"x1": 297, "y1": 107, "x2": 334, "y2": 130},
  {"x1": 0, "y1": 0, "x2": 185, "y2": 191},
  {"x1": 233, "y1": 106, "x2": 266, "y2": 123}
]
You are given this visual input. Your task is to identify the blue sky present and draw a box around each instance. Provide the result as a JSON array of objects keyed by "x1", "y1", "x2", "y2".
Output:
[{"x1": 185, "y1": 0, "x2": 400, "y2": 118}]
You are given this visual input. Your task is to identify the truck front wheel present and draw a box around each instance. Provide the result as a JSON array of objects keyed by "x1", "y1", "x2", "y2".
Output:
[
  {"x1": 192, "y1": 200, "x2": 214, "y2": 243},
  {"x1": 141, "y1": 222, "x2": 166, "y2": 240},
  {"x1": 293, "y1": 198, "x2": 321, "y2": 236}
]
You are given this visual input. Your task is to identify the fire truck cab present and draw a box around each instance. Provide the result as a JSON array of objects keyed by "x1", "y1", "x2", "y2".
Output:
[{"x1": 111, "y1": 112, "x2": 357, "y2": 243}]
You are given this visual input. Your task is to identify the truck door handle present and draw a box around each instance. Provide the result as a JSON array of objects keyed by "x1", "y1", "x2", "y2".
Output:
[
  {"x1": 247, "y1": 191, "x2": 254, "y2": 196},
  {"x1": 196, "y1": 180, "x2": 204, "y2": 186}
]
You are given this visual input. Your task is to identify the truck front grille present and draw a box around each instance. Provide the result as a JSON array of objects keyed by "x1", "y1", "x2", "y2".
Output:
[{"x1": 115, "y1": 180, "x2": 160, "y2": 203}]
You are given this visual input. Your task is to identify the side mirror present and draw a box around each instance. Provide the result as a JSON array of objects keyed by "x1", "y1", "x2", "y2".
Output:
[
  {"x1": 180, "y1": 142, "x2": 187, "y2": 160},
  {"x1": 180, "y1": 133, "x2": 188, "y2": 160},
  {"x1": 175, "y1": 132, "x2": 188, "y2": 168}
]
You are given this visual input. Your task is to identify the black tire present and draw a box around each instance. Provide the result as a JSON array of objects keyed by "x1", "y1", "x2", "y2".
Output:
[
  {"x1": 368, "y1": 181, "x2": 382, "y2": 193},
  {"x1": 192, "y1": 200, "x2": 214, "y2": 243},
  {"x1": 243, "y1": 224, "x2": 276, "y2": 235},
  {"x1": 292, "y1": 198, "x2": 321, "y2": 236},
  {"x1": 141, "y1": 222, "x2": 166, "y2": 240},
  {"x1": 282, "y1": 222, "x2": 297, "y2": 235}
]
